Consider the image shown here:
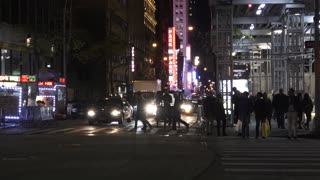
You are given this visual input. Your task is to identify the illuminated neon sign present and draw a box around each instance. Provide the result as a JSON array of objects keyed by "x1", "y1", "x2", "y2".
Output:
[
  {"x1": 168, "y1": 27, "x2": 177, "y2": 89},
  {"x1": 0, "y1": 86, "x2": 22, "y2": 120},
  {"x1": 0, "y1": 75, "x2": 36, "y2": 82},
  {"x1": 38, "y1": 81, "x2": 54, "y2": 86},
  {"x1": 131, "y1": 46, "x2": 135, "y2": 72}
]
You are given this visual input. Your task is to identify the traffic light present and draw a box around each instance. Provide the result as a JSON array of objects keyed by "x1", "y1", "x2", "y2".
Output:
[{"x1": 248, "y1": 4, "x2": 252, "y2": 8}]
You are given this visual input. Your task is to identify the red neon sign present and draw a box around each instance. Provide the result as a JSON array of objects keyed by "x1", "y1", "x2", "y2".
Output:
[{"x1": 59, "y1": 78, "x2": 65, "y2": 83}]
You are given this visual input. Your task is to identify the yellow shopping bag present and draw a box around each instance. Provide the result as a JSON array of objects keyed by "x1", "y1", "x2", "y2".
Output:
[{"x1": 261, "y1": 120, "x2": 270, "y2": 138}]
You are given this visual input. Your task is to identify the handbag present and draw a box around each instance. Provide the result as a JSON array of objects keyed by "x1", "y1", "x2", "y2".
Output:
[
  {"x1": 235, "y1": 119, "x2": 242, "y2": 133},
  {"x1": 261, "y1": 119, "x2": 270, "y2": 138}
]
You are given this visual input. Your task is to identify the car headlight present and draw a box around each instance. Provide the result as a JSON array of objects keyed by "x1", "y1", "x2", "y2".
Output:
[
  {"x1": 87, "y1": 110, "x2": 96, "y2": 117},
  {"x1": 111, "y1": 109, "x2": 121, "y2": 117},
  {"x1": 145, "y1": 103, "x2": 157, "y2": 115},
  {"x1": 181, "y1": 104, "x2": 192, "y2": 113}
]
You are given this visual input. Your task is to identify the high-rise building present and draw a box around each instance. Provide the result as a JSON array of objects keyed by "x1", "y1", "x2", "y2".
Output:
[{"x1": 173, "y1": 0, "x2": 191, "y2": 92}]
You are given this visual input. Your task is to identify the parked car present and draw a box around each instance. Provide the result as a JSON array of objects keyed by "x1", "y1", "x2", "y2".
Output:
[{"x1": 86, "y1": 96, "x2": 133, "y2": 126}]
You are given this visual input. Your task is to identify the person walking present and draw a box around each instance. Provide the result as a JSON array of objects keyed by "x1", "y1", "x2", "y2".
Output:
[
  {"x1": 163, "y1": 89, "x2": 173, "y2": 129},
  {"x1": 296, "y1": 93, "x2": 303, "y2": 129},
  {"x1": 254, "y1": 92, "x2": 267, "y2": 139},
  {"x1": 0, "y1": 108, "x2": 5, "y2": 127},
  {"x1": 263, "y1": 92, "x2": 273, "y2": 129},
  {"x1": 203, "y1": 91, "x2": 216, "y2": 135},
  {"x1": 173, "y1": 91, "x2": 189, "y2": 131},
  {"x1": 237, "y1": 92, "x2": 253, "y2": 138},
  {"x1": 232, "y1": 87, "x2": 241, "y2": 124},
  {"x1": 272, "y1": 89, "x2": 289, "y2": 129},
  {"x1": 287, "y1": 88, "x2": 299, "y2": 139},
  {"x1": 302, "y1": 93, "x2": 313, "y2": 129},
  {"x1": 134, "y1": 92, "x2": 152, "y2": 130},
  {"x1": 215, "y1": 94, "x2": 227, "y2": 136}
]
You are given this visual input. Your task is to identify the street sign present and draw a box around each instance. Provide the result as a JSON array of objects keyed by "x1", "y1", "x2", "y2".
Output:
[{"x1": 305, "y1": 41, "x2": 320, "y2": 48}]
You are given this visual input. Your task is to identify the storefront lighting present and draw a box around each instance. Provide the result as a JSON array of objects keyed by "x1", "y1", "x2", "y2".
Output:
[
  {"x1": 250, "y1": 24, "x2": 255, "y2": 30},
  {"x1": 1, "y1": 86, "x2": 22, "y2": 119}
]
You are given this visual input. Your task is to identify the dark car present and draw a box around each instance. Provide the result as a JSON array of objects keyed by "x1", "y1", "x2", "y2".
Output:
[{"x1": 86, "y1": 97, "x2": 133, "y2": 126}]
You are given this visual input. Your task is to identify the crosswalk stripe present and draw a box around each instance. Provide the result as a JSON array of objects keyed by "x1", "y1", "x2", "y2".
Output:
[
  {"x1": 222, "y1": 162, "x2": 320, "y2": 166},
  {"x1": 225, "y1": 169, "x2": 320, "y2": 173},
  {"x1": 222, "y1": 157, "x2": 320, "y2": 161},
  {"x1": 88, "y1": 127, "x2": 109, "y2": 133},
  {"x1": 24, "y1": 128, "x2": 57, "y2": 135},
  {"x1": 46, "y1": 128, "x2": 75, "y2": 134},
  {"x1": 222, "y1": 154, "x2": 320, "y2": 157},
  {"x1": 64, "y1": 128, "x2": 88, "y2": 134}
]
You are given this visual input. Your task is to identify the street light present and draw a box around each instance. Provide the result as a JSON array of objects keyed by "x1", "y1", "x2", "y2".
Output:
[
  {"x1": 204, "y1": 67, "x2": 207, "y2": 71},
  {"x1": 152, "y1": 43, "x2": 157, "y2": 48},
  {"x1": 194, "y1": 56, "x2": 200, "y2": 66},
  {"x1": 188, "y1": 26, "x2": 194, "y2": 31},
  {"x1": 26, "y1": 34, "x2": 32, "y2": 47}
]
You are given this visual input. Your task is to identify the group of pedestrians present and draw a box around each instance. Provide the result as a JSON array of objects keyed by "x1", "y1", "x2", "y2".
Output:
[
  {"x1": 273, "y1": 88, "x2": 313, "y2": 139},
  {"x1": 232, "y1": 87, "x2": 313, "y2": 139},
  {"x1": 134, "y1": 89, "x2": 189, "y2": 131},
  {"x1": 202, "y1": 91, "x2": 227, "y2": 136}
]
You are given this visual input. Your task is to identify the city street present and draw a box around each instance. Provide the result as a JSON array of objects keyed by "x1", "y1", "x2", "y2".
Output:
[{"x1": 1, "y1": 114, "x2": 320, "y2": 180}]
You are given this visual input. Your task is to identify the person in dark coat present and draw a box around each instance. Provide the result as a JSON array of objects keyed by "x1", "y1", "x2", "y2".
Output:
[
  {"x1": 263, "y1": 92, "x2": 273, "y2": 129},
  {"x1": 216, "y1": 94, "x2": 227, "y2": 136},
  {"x1": 134, "y1": 92, "x2": 152, "y2": 130},
  {"x1": 172, "y1": 91, "x2": 189, "y2": 131},
  {"x1": 0, "y1": 108, "x2": 5, "y2": 126},
  {"x1": 302, "y1": 93, "x2": 313, "y2": 129},
  {"x1": 296, "y1": 93, "x2": 303, "y2": 129},
  {"x1": 163, "y1": 90, "x2": 173, "y2": 129},
  {"x1": 254, "y1": 92, "x2": 267, "y2": 139},
  {"x1": 232, "y1": 87, "x2": 241, "y2": 124},
  {"x1": 272, "y1": 89, "x2": 289, "y2": 129},
  {"x1": 203, "y1": 91, "x2": 216, "y2": 135},
  {"x1": 237, "y1": 91, "x2": 253, "y2": 138},
  {"x1": 287, "y1": 88, "x2": 299, "y2": 139}
]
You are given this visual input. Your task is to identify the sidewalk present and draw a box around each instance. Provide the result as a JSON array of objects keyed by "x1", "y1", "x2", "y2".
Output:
[
  {"x1": 0, "y1": 122, "x2": 19, "y2": 129},
  {"x1": 220, "y1": 117, "x2": 315, "y2": 138}
]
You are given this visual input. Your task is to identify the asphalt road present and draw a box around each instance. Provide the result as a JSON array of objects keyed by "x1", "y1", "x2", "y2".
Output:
[{"x1": 1, "y1": 115, "x2": 320, "y2": 180}]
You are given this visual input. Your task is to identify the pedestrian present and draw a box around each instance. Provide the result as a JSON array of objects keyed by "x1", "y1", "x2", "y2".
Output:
[
  {"x1": 254, "y1": 92, "x2": 267, "y2": 139},
  {"x1": 134, "y1": 92, "x2": 152, "y2": 130},
  {"x1": 237, "y1": 92, "x2": 253, "y2": 138},
  {"x1": 287, "y1": 88, "x2": 299, "y2": 139},
  {"x1": 302, "y1": 93, "x2": 313, "y2": 129},
  {"x1": 203, "y1": 91, "x2": 216, "y2": 135},
  {"x1": 155, "y1": 90, "x2": 164, "y2": 127},
  {"x1": 0, "y1": 108, "x2": 5, "y2": 127},
  {"x1": 172, "y1": 91, "x2": 189, "y2": 131},
  {"x1": 263, "y1": 92, "x2": 273, "y2": 129},
  {"x1": 215, "y1": 94, "x2": 227, "y2": 136},
  {"x1": 231, "y1": 87, "x2": 241, "y2": 124},
  {"x1": 296, "y1": 93, "x2": 303, "y2": 129},
  {"x1": 163, "y1": 89, "x2": 173, "y2": 129},
  {"x1": 272, "y1": 89, "x2": 289, "y2": 129}
]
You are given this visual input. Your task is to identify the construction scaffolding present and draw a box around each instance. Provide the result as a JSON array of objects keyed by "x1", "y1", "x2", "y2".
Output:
[
  {"x1": 211, "y1": 3, "x2": 233, "y2": 122},
  {"x1": 272, "y1": 8, "x2": 305, "y2": 94}
]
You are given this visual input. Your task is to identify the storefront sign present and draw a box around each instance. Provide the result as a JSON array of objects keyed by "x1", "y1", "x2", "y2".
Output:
[
  {"x1": 0, "y1": 75, "x2": 36, "y2": 82},
  {"x1": 21, "y1": 75, "x2": 36, "y2": 82},
  {"x1": 38, "y1": 81, "x2": 54, "y2": 86}
]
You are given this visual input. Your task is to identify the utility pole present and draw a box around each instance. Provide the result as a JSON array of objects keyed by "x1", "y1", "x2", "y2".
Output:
[{"x1": 314, "y1": 0, "x2": 320, "y2": 133}]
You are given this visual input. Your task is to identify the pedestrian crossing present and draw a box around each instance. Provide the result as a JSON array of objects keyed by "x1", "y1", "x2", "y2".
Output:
[
  {"x1": 0, "y1": 125, "x2": 195, "y2": 136},
  {"x1": 216, "y1": 137, "x2": 320, "y2": 178}
]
